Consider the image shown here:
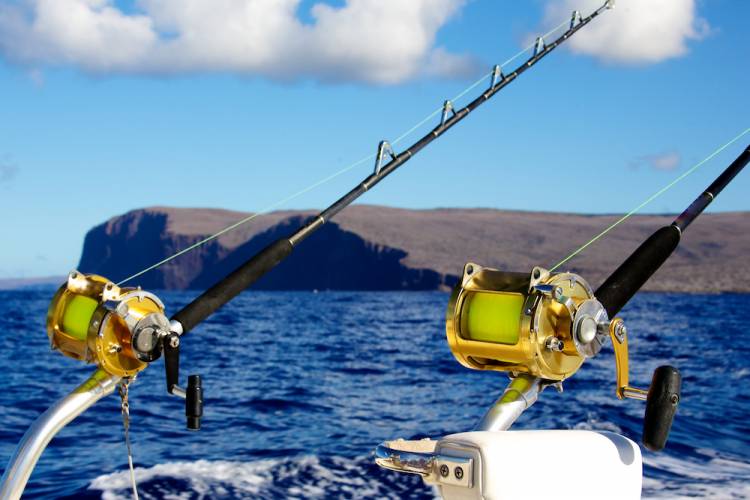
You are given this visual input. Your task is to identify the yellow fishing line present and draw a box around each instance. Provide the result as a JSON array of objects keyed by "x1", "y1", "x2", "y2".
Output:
[{"x1": 550, "y1": 127, "x2": 750, "y2": 272}]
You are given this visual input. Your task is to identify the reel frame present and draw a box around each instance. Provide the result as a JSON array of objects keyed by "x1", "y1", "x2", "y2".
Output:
[
  {"x1": 47, "y1": 271, "x2": 168, "y2": 377},
  {"x1": 446, "y1": 264, "x2": 609, "y2": 381}
]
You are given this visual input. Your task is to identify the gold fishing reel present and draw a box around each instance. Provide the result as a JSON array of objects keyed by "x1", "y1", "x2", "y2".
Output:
[
  {"x1": 446, "y1": 262, "x2": 681, "y2": 450},
  {"x1": 47, "y1": 270, "x2": 205, "y2": 429},
  {"x1": 446, "y1": 264, "x2": 609, "y2": 381},
  {"x1": 47, "y1": 271, "x2": 171, "y2": 377}
]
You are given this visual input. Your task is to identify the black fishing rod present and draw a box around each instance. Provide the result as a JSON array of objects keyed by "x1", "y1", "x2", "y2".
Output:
[
  {"x1": 596, "y1": 144, "x2": 750, "y2": 317},
  {"x1": 438, "y1": 143, "x2": 749, "y2": 455},
  {"x1": 375, "y1": 143, "x2": 750, "y2": 494},
  {"x1": 592, "y1": 144, "x2": 749, "y2": 449},
  {"x1": 168, "y1": 2, "x2": 613, "y2": 337},
  {"x1": 0, "y1": 9, "x2": 613, "y2": 466}
]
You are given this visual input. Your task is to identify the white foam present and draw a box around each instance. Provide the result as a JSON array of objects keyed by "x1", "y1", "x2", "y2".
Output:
[
  {"x1": 573, "y1": 416, "x2": 624, "y2": 434},
  {"x1": 90, "y1": 452, "x2": 749, "y2": 499},
  {"x1": 643, "y1": 451, "x2": 750, "y2": 499},
  {"x1": 90, "y1": 459, "x2": 274, "y2": 500},
  {"x1": 89, "y1": 455, "x2": 418, "y2": 500}
]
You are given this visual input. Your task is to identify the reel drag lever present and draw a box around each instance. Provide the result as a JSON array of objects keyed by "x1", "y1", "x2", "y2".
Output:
[
  {"x1": 609, "y1": 318, "x2": 681, "y2": 451},
  {"x1": 163, "y1": 333, "x2": 204, "y2": 430}
]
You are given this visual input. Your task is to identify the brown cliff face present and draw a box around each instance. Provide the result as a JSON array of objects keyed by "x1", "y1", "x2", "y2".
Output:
[{"x1": 78, "y1": 205, "x2": 750, "y2": 292}]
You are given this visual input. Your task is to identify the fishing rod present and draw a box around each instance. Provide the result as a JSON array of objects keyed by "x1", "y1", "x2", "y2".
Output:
[
  {"x1": 375, "y1": 144, "x2": 750, "y2": 499},
  {"x1": 168, "y1": 1, "x2": 612, "y2": 338},
  {"x1": 0, "y1": 3, "x2": 614, "y2": 498}
]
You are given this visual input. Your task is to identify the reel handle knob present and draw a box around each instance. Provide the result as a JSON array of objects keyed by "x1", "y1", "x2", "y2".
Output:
[
  {"x1": 186, "y1": 375, "x2": 203, "y2": 431},
  {"x1": 643, "y1": 365, "x2": 681, "y2": 451},
  {"x1": 163, "y1": 334, "x2": 204, "y2": 430}
]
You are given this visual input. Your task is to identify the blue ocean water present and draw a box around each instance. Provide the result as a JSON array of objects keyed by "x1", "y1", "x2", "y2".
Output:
[{"x1": 0, "y1": 289, "x2": 749, "y2": 499}]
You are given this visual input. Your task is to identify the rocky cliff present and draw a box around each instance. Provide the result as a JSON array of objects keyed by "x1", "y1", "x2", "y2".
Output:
[{"x1": 78, "y1": 206, "x2": 750, "y2": 292}]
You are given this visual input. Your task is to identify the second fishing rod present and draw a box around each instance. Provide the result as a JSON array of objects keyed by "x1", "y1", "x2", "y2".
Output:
[
  {"x1": 169, "y1": 1, "x2": 614, "y2": 336},
  {"x1": 24, "y1": 0, "x2": 614, "y2": 434}
]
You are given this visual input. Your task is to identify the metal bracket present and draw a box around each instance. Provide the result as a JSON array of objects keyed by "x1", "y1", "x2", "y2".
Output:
[
  {"x1": 474, "y1": 373, "x2": 542, "y2": 432},
  {"x1": 0, "y1": 370, "x2": 121, "y2": 499},
  {"x1": 440, "y1": 100, "x2": 456, "y2": 126},
  {"x1": 374, "y1": 140, "x2": 397, "y2": 175},
  {"x1": 490, "y1": 64, "x2": 503, "y2": 88},
  {"x1": 570, "y1": 10, "x2": 582, "y2": 29},
  {"x1": 374, "y1": 439, "x2": 474, "y2": 489},
  {"x1": 609, "y1": 318, "x2": 648, "y2": 401},
  {"x1": 533, "y1": 37, "x2": 546, "y2": 57}
]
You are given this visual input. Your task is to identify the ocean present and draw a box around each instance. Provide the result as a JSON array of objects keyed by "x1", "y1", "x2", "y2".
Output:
[{"x1": 1, "y1": 289, "x2": 748, "y2": 499}]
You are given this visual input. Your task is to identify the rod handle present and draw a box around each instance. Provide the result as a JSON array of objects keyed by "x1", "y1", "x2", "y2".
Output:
[
  {"x1": 172, "y1": 238, "x2": 293, "y2": 334},
  {"x1": 596, "y1": 225, "x2": 680, "y2": 318},
  {"x1": 643, "y1": 365, "x2": 681, "y2": 451}
]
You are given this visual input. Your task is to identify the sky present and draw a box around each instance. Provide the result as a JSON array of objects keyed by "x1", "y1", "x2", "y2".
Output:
[{"x1": 0, "y1": 0, "x2": 748, "y2": 278}]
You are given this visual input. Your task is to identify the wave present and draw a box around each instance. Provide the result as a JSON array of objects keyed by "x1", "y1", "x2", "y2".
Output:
[
  {"x1": 88, "y1": 452, "x2": 750, "y2": 500},
  {"x1": 642, "y1": 451, "x2": 750, "y2": 499},
  {"x1": 89, "y1": 456, "x2": 435, "y2": 500}
]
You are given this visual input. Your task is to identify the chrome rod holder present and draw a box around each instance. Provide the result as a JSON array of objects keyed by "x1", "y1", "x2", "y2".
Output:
[
  {"x1": 0, "y1": 370, "x2": 120, "y2": 500},
  {"x1": 474, "y1": 373, "x2": 543, "y2": 432}
]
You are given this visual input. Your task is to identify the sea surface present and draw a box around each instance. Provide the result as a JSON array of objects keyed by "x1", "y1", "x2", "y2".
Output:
[{"x1": 1, "y1": 289, "x2": 749, "y2": 499}]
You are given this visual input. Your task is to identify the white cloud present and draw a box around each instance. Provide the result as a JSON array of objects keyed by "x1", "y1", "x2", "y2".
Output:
[
  {"x1": 538, "y1": 0, "x2": 709, "y2": 64},
  {"x1": 0, "y1": 0, "x2": 475, "y2": 84},
  {"x1": 631, "y1": 151, "x2": 682, "y2": 171}
]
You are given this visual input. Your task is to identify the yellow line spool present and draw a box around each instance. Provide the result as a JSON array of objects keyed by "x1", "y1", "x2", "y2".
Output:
[{"x1": 460, "y1": 292, "x2": 523, "y2": 345}]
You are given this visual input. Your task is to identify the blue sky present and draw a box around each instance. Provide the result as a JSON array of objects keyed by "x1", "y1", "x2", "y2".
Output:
[{"x1": 0, "y1": 0, "x2": 748, "y2": 278}]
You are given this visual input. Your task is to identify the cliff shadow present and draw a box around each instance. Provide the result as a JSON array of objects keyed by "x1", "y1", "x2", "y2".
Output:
[
  {"x1": 78, "y1": 210, "x2": 226, "y2": 289},
  {"x1": 189, "y1": 216, "x2": 447, "y2": 291}
]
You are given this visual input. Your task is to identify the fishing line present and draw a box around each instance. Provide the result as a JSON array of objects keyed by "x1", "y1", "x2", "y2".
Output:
[
  {"x1": 117, "y1": 17, "x2": 572, "y2": 286},
  {"x1": 117, "y1": 154, "x2": 373, "y2": 285},
  {"x1": 119, "y1": 379, "x2": 139, "y2": 500},
  {"x1": 549, "y1": 127, "x2": 750, "y2": 272},
  {"x1": 393, "y1": 18, "x2": 570, "y2": 145}
]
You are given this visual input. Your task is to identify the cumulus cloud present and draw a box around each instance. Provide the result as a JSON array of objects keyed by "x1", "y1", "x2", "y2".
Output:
[
  {"x1": 537, "y1": 0, "x2": 709, "y2": 64},
  {"x1": 0, "y1": 0, "x2": 476, "y2": 84},
  {"x1": 631, "y1": 151, "x2": 682, "y2": 171}
]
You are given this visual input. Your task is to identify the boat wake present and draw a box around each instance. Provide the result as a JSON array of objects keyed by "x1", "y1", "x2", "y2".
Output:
[
  {"x1": 88, "y1": 450, "x2": 750, "y2": 500},
  {"x1": 643, "y1": 451, "x2": 750, "y2": 500},
  {"x1": 2, "y1": 290, "x2": 749, "y2": 499},
  {"x1": 88, "y1": 456, "x2": 434, "y2": 500}
]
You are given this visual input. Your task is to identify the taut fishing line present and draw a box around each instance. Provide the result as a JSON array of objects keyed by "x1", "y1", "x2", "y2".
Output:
[
  {"x1": 117, "y1": 18, "x2": 571, "y2": 286},
  {"x1": 549, "y1": 127, "x2": 750, "y2": 272}
]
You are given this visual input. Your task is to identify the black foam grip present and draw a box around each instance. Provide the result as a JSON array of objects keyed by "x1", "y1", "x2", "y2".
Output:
[
  {"x1": 172, "y1": 238, "x2": 293, "y2": 334},
  {"x1": 643, "y1": 365, "x2": 681, "y2": 451},
  {"x1": 595, "y1": 226, "x2": 681, "y2": 317}
]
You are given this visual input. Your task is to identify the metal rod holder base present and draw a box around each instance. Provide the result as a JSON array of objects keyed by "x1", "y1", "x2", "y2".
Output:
[{"x1": 0, "y1": 370, "x2": 120, "y2": 500}]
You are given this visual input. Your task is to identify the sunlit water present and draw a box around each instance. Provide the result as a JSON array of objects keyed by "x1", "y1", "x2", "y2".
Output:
[{"x1": 1, "y1": 289, "x2": 748, "y2": 499}]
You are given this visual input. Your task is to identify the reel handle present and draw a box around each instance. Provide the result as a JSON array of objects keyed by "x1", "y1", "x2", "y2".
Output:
[
  {"x1": 164, "y1": 333, "x2": 181, "y2": 394},
  {"x1": 186, "y1": 375, "x2": 203, "y2": 431},
  {"x1": 163, "y1": 333, "x2": 204, "y2": 430},
  {"x1": 642, "y1": 365, "x2": 681, "y2": 451}
]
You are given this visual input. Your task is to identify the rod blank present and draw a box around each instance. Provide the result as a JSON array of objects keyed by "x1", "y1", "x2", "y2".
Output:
[
  {"x1": 596, "y1": 144, "x2": 750, "y2": 317},
  {"x1": 171, "y1": 4, "x2": 610, "y2": 336}
]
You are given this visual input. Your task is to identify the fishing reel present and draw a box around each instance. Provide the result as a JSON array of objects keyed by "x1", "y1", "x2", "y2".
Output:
[
  {"x1": 446, "y1": 263, "x2": 681, "y2": 451},
  {"x1": 376, "y1": 262, "x2": 682, "y2": 500},
  {"x1": 447, "y1": 264, "x2": 608, "y2": 380},
  {"x1": 47, "y1": 271, "x2": 204, "y2": 430}
]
